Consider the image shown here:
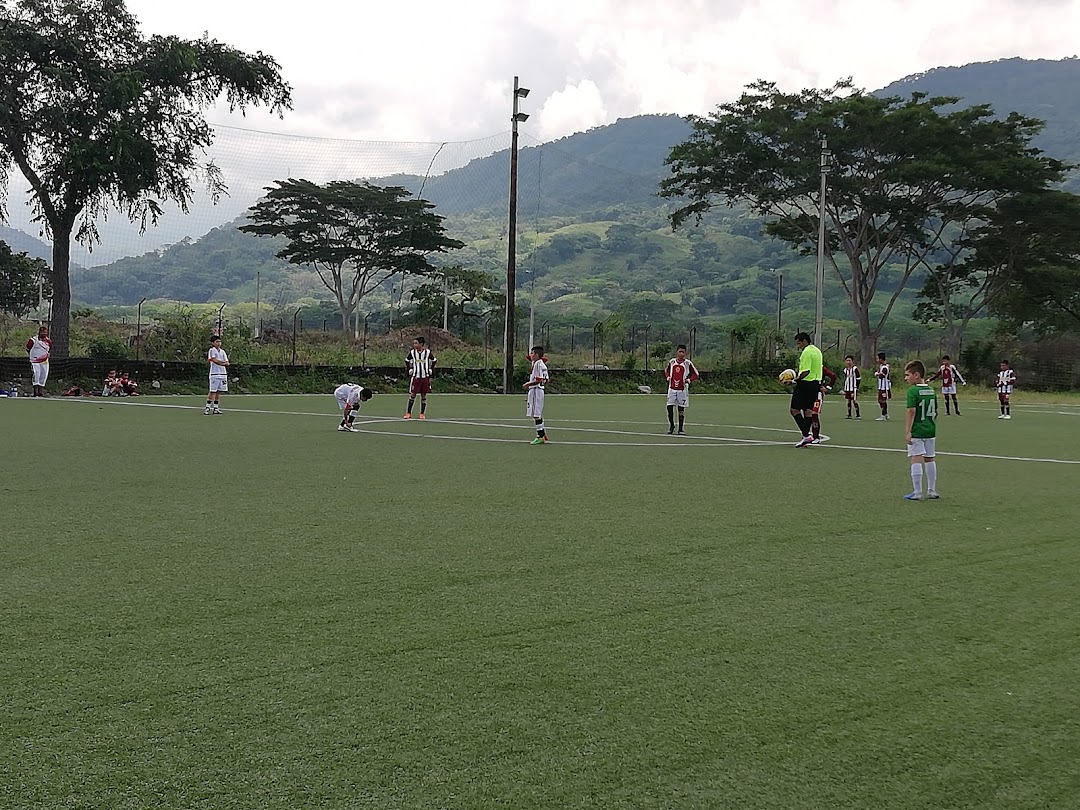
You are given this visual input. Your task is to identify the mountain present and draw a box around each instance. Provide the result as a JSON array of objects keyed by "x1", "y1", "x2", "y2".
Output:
[
  {"x1": 0, "y1": 226, "x2": 53, "y2": 262},
  {"x1": 44, "y1": 57, "x2": 1080, "y2": 335}
]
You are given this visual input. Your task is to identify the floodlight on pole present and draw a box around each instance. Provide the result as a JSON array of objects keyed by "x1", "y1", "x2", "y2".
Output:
[{"x1": 503, "y1": 76, "x2": 529, "y2": 394}]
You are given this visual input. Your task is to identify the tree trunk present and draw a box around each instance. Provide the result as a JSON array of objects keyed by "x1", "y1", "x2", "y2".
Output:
[{"x1": 49, "y1": 228, "x2": 72, "y2": 359}]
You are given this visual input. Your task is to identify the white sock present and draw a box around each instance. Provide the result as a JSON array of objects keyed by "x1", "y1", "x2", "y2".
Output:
[
  {"x1": 925, "y1": 461, "x2": 937, "y2": 492},
  {"x1": 910, "y1": 464, "x2": 923, "y2": 493}
]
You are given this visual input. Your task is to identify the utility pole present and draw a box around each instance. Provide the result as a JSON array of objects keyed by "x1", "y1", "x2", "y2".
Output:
[
  {"x1": 814, "y1": 137, "x2": 832, "y2": 347},
  {"x1": 503, "y1": 76, "x2": 529, "y2": 393}
]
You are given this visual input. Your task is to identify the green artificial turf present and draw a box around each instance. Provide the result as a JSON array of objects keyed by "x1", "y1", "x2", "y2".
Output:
[{"x1": 3, "y1": 392, "x2": 1079, "y2": 809}]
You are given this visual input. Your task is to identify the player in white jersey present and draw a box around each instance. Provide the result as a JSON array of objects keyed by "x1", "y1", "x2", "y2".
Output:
[
  {"x1": 842, "y1": 355, "x2": 861, "y2": 420},
  {"x1": 334, "y1": 383, "x2": 373, "y2": 431},
  {"x1": 25, "y1": 325, "x2": 52, "y2": 396},
  {"x1": 523, "y1": 345, "x2": 549, "y2": 444},
  {"x1": 664, "y1": 344, "x2": 699, "y2": 435},
  {"x1": 874, "y1": 352, "x2": 891, "y2": 421},
  {"x1": 996, "y1": 359, "x2": 1017, "y2": 419},
  {"x1": 403, "y1": 336, "x2": 437, "y2": 419},
  {"x1": 205, "y1": 336, "x2": 229, "y2": 414},
  {"x1": 927, "y1": 354, "x2": 966, "y2": 415}
]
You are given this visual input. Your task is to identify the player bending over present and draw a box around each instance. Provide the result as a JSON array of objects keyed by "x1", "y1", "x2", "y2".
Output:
[{"x1": 334, "y1": 383, "x2": 374, "y2": 432}]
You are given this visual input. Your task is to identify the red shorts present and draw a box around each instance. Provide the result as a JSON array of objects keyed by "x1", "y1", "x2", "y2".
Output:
[
  {"x1": 410, "y1": 377, "x2": 432, "y2": 396},
  {"x1": 877, "y1": 389, "x2": 891, "y2": 404},
  {"x1": 844, "y1": 390, "x2": 857, "y2": 401},
  {"x1": 998, "y1": 392, "x2": 1010, "y2": 405}
]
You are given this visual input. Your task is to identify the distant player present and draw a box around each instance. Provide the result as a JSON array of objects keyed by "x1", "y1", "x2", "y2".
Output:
[
  {"x1": 206, "y1": 335, "x2": 229, "y2": 415},
  {"x1": 664, "y1": 344, "x2": 699, "y2": 435},
  {"x1": 25, "y1": 324, "x2": 51, "y2": 397},
  {"x1": 927, "y1": 354, "x2": 966, "y2": 415},
  {"x1": 523, "y1": 345, "x2": 549, "y2": 444},
  {"x1": 874, "y1": 352, "x2": 891, "y2": 421},
  {"x1": 403, "y1": 336, "x2": 436, "y2": 420},
  {"x1": 334, "y1": 383, "x2": 373, "y2": 432},
  {"x1": 903, "y1": 360, "x2": 939, "y2": 500},
  {"x1": 810, "y1": 364, "x2": 838, "y2": 443},
  {"x1": 842, "y1": 355, "x2": 861, "y2": 420},
  {"x1": 996, "y1": 360, "x2": 1017, "y2": 419}
]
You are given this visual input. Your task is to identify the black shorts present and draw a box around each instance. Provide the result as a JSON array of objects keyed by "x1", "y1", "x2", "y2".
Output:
[{"x1": 790, "y1": 379, "x2": 820, "y2": 411}]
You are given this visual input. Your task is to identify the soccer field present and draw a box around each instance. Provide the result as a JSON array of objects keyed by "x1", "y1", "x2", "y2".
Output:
[{"x1": 4, "y1": 393, "x2": 1080, "y2": 809}]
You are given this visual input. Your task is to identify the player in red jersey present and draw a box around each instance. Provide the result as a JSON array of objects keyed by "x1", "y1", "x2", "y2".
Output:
[
  {"x1": 664, "y1": 344, "x2": 699, "y2": 435},
  {"x1": 926, "y1": 354, "x2": 966, "y2": 415}
]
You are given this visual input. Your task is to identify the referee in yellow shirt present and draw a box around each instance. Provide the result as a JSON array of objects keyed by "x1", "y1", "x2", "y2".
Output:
[{"x1": 785, "y1": 332, "x2": 823, "y2": 447}]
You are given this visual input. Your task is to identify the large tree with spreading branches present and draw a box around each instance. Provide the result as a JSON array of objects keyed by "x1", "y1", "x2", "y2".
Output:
[
  {"x1": 660, "y1": 79, "x2": 1068, "y2": 363},
  {"x1": 0, "y1": 0, "x2": 292, "y2": 357}
]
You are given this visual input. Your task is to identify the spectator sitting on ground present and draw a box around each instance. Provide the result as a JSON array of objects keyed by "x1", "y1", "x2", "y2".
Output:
[
  {"x1": 103, "y1": 370, "x2": 124, "y2": 396},
  {"x1": 118, "y1": 372, "x2": 139, "y2": 396}
]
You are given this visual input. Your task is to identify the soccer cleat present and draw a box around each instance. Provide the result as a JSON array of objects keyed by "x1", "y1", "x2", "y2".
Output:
[
  {"x1": 212, "y1": 408, "x2": 222, "y2": 415},
  {"x1": 337, "y1": 424, "x2": 351, "y2": 432},
  {"x1": 418, "y1": 413, "x2": 427, "y2": 420},
  {"x1": 795, "y1": 436, "x2": 814, "y2": 448},
  {"x1": 927, "y1": 490, "x2": 940, "y2": 499},
  {"x1": 668, "y1": 426, "x2": 675, "y2": 435},
  {"x1": 903, "y1": 492, "x2": 925, "y2": 501},
  {"x1": 403, "y1": 413, "x2": 412, "y2": 419},
  {"x1": 204, "y1": 407, "x2": 211, "y2": 415},
  {"x1": 530, "y1": 436, "x2": 548, "y2": 445},
  {"x1": 875, "y1": 415, "x2": 887, "y2": 421},
  {"x1": 1003, "y1": 414, "x2": 1011, "y2": 420},
  {"x1": 844, "y1": 415, "x2": 852, "y2": 420},
  {"x1": 998, "y1": 414, "x2": 1006, "y2": 419},
  {"x1": 815, "y1": 434, "x2": 830, "y2": 443},
  {"x1": 855, "y1": 415, "x2": 862, "y2": 420},
  {"x1": 677, "y1": 430, "x2": 686, "y2": 435}
]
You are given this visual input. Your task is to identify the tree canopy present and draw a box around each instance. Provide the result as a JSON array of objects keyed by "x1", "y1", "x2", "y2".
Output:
[
  {"x1": 240, "y1": 179, "x2": 465, "y2": 332},
  {"x1": 0, "y1": 0, "x2": 291, "y2": 355},
  {"x1": 0, "y1": 239, "x2": 50, "y2": 316},
  {"x1": 660, "y1": 79, "x2": 1068, "y2": 362}
]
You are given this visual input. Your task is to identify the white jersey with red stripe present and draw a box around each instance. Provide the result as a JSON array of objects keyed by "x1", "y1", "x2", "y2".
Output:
[{"x1": 996, "y1": 369, "x2": 1016, "y2": 394}]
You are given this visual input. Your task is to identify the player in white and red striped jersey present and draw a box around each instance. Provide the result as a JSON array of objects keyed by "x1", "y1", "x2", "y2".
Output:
[
  {"x1": 996, "y1": 359, "x2": 1017, "y2": 419},
  {"x1": 926, "y1": 354, "x2": 966, "y2": 415},
  {"x1": 874, "y1": 352, "x2": 891, "y2": 420},
  {"x1": 810, "y1": 365, "x2": 838, "y2": 442},
  {"x1": 664, "y1": 344, "x2": 699, "y2": 435},
  {"x1": 403, "y1": 336, "x2": 437, "y2": 420},
  {"x1": 842, "y1": 355, "x2": 861, "y2": 420}
]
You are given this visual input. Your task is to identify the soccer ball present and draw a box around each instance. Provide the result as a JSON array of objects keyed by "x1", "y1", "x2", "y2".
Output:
[{"x1": 778, "y1": 368, "x2": 797, "y2": 383}]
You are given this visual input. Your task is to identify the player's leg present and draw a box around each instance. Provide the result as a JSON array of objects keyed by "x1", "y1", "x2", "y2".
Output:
[
  {"x1": 951, "y1": 393, "x2": 961, "y2": 415},
  {"x1": 853, "y1": 392, "x2": 860, "y2": 419},
  {"x1": 906, "y1": 449, "x2": 925, "y2": 499},
  {"x1": 419, "y1": 379, "x2": 430, "y2": 418},
  {"x1": 405, "y1": 379, "x2": 416, "y2": 418},
  {"x1": 1004, "y1": 393, "x2": 1011, "y2": 418},
  {"x1": 677, "y1": 406, "x2": 686, "y2": 434},
  {"x1": 998, "y1": 393, "x2": 1007, "y2": 418},
  {"x1": 666, "y1": 403, "x2": 675, "y2": 433},
  {"x1": 925, "y1": 454, "x2": 938, "y2": 497}
]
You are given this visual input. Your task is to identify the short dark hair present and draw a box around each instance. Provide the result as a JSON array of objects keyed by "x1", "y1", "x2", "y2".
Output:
[
  {"x1": 942, "y1": 354, "x2": 951, "y2": 360},
  {"x1": 905, "y1": 360, "x2": 926, "y2": 377},
  {"x1": 876, "y1": 352, "x2": 886, "y2": 360},
  {"x1": 794, "y1": 332, "x2": 812, "y2": 343},
  {"x1": 844, "y1": 354, "x2": 854, "y2": 361},
  {"x1": 676, "y1": 344, "x2": 687, "y2": 351},
  {"x1": 359, "y1": 387, "x2": 374, "y2": 400},
  {"x1": 531, "y1": 345, "x2": 544, "y2": 355},
  {"x1": 211, "y1": 335, "x2": 221, "y2": 342},
  {"x1": 414, "y1": 336, "x2": 425, "y2": 345},
  {"x1": 1000, "y1": 359, "x2": 1010, "y2": 366}
]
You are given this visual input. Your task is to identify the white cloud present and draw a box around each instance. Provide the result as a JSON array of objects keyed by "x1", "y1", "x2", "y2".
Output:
[{"x1": 534, "y1": 81, "x2": 608, "y2": 141}]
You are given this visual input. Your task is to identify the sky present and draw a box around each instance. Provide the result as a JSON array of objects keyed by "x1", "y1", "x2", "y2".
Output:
[
  {"x1": 6, "y1": 0, "x2": 1080, "y2": 265},
  {"x1": 125, "y1": 0, "x2": 1080, "y2": 144}
]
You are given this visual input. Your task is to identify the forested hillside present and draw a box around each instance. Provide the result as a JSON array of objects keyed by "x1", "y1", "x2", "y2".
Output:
[{"x1": 60, "y1": 57, "x2": 1080, "y2": 351}]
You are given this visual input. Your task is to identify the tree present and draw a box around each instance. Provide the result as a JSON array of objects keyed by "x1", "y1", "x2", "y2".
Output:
[
  {"x1": 0, "y1": 239, "x2": 50, "y2": 316},
  {"x1": 409, "y1": 265, "x2": 501, "y2": 332},
  {"x1": 240, "y1": 180, "x2": 465, "y2": 332},
  {"x1": 983, "y1": 191, "x2": 1080, "y2": 334},
  {"x1": 660, "y1": 79, "x2": 1068, "y2": 364},
  {"x1": 0, "y1": 0, "x2": 292, "y2": 357},
  {"x1": 915, "y1": 190, "x2": 1080, "y2": 345}
]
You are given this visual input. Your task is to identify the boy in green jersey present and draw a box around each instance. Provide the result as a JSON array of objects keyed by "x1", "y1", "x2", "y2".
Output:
[{"x1": 903, "y1": 360, "x2": 939, "y2": 501}]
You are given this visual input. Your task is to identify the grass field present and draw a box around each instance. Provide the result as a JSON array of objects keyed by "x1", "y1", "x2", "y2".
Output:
[{"x1": 4, "y1": 391, "x2": 1080, "y2": 809}]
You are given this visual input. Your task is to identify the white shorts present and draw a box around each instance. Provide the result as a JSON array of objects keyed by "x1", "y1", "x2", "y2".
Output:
[
  {"x1": 209, "y1": 375, "x2": 228, "y2": 393},
  {"x1": 335, "y1": 395, "x2": 353, "y2": 411},
  {"x1": 666, "y1": 388, "x2": 688, "y2": 407},
  {"x1": 941, "y1": 385, "x2": 957, "y2": 395},
  {"x1": 526, "y1": 386, "x2": 545, "y2": 418},
  {"x1": 32, "y1": 361, "x2": 49, "y2": 386},
  {"x1": 907, "y1": 437, "x2": 936, "y2": 458}
]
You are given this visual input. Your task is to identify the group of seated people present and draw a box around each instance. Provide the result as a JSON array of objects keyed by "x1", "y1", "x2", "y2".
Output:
[{"x1": 103, "y1": 370, "x2": 139, "y2": 396}]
